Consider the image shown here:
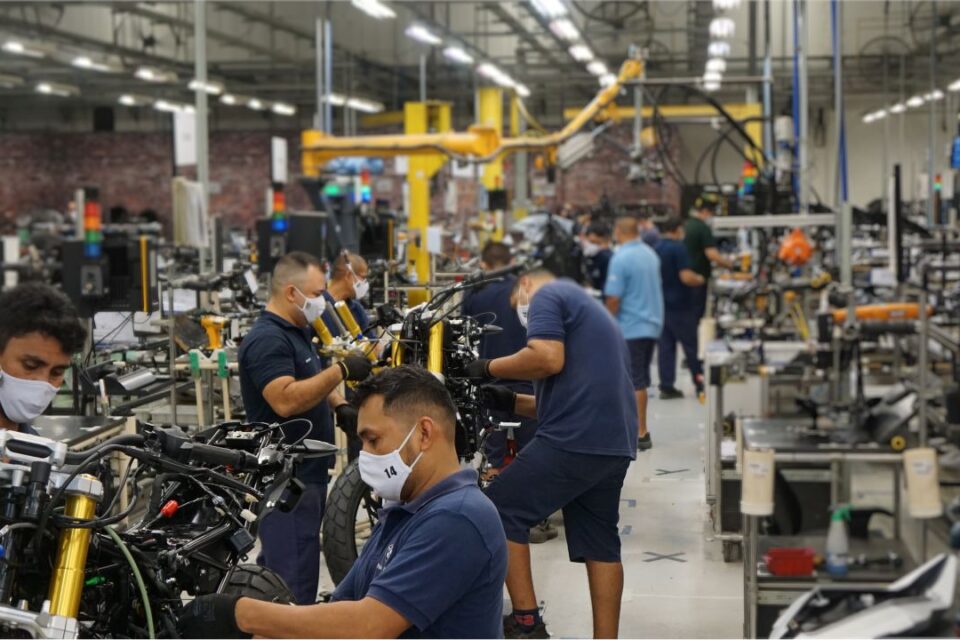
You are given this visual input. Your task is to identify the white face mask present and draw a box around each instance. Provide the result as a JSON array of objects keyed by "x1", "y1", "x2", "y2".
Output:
[
  {"x1": 294, "y1": 287, "x2": 327, "y2": 325},
  {"x1": 358, "y1": 422, "x2": 424, "y2": 502},
  {"x1": 0, "y1": 369, "x2": 59, "y2": 424},
  {"x1": 353, "y1": 278, "x2": 370, "y2": 300},
  {"x1": 516, "y1": 288, "x2": 530, "y2": 328}
]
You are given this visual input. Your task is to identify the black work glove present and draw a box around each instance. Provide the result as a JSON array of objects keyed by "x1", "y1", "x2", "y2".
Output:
[
  {"x1": 178, "y1": 594, "x2": 249, "y2": 639},
  {"x1": 481, "y1": 385, "x2": 517, "y2": 413},
  {"x1": 337, "y1": 354, "x2": 373, "y2": 382},
  {"x1": 463, "y1": 358, "x2": 493, "y2": 380},
  {"x1": 335, "y1": 403, "x2": 359, "y2": 437}
]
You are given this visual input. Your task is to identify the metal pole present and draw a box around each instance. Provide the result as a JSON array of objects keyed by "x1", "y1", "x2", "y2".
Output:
[
  {"x1": 324, "y1": 18, "x2": 333, "y2": 135},
  {"x1": 194, "y1": 0, "x2": 210, "y2": 275},
  {"x1": 797, "y1": 0, "x2": 810, "y2": 215},
  {"x1": 919, "y1": 286, "x2": 929, "y2": 446},
  {"x1": 419, "y1": 54, "x2": 427, "y2": 102},
  {"x1": 832, "y1": 0, "x2": 851, "y2": 287},
  {"x1": 927, "y1": 0, "x2": 937, "y2": 227},
  {"x1": 762, "y1": 0, "x2": 774, "y2": 162},
  {"x1": 315, "y1": 17, "x2": 324, "y2": 131}
]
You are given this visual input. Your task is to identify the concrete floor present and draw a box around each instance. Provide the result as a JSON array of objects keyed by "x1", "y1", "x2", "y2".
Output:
[{"x1": 523, "y1": 378, "x2": 744, "y2": 638}]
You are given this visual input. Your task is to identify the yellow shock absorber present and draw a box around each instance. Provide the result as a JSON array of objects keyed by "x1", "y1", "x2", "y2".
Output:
[
  {"x1": 201, "y1": 315, "x2": 226, "y2": 350},
  {"x1": 48, "y1": 475, "x2": 101, "y2": 618},
  {"x1": 312, "y1": 318, "x2": 335, "y2": 347},
  {"x1": 427, "y1": 321, "x2": 444, "y2": 375},
  {"x1": 334, "y1": 301, "x2": 364, "y2": 340}
]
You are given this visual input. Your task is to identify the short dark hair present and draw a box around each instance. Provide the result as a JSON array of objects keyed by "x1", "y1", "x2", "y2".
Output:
[
  {"x1": 585, "y1": 221, "x2": 611, "y2": 239},
  {"x1": 0, "y1": 283, "x2": 86, "y2": 355},
  {"x1": 331, "y1": 251, "x2": 368, "y2": 281},
  {"x1": 271, "y1": 251, "x2": 322, "y2": 295},
  {"x1": 659, "y1": 216, "x2": 684, "y2": 234},
  {"x1": 353, "y1": 366, "x2": 457, "y2": 434},
  {"x1": 481, "y1": 241, "x2": 512, "y2": 268}
]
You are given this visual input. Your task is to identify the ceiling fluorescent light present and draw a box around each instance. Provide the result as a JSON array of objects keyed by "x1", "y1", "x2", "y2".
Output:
[
  {"x1": 924, "y1": 89, "x2": 944, "y2": 102},
  {"x1": 586, "y1": 60, "x2": 608, "y2": 76},
  {"x1": 72, "y1": 55, "x2": 114, "y2": 72},
  {"x1": 118, "y1": 94, "x2": 151, "y2": 107},
  {"x1": 219, "y1": 94, "x2": 238, "y2": 106},
  {"x1": 443, "y1": 46, "x2": 474, "y2": 65},
  {"x1": 549, "y1": 18, "x2": 580, "y2": 41},
  {"x1": 350, "y1": 0, "x2": 396, "y2": 19},
  {"x1": 872, "y1": 109, "x2": 888, "y2": 120},
  {"x1": 405, "y1": 24, "x2": 442, "y2": 46},
  {"x1": 247, "y1": 98, "x2": 266, "y2": 111},
  {"x1": 890, "y1": 103, "x2": 906, "y2": 114},
  {"x1": 135, "y1": 66, "x2": 177, "y2": 83},
  {"x1": 569, "y1": 44, "x2": 593, "y2": 61},
  {"x1": 906, "y1": 95, "x2": 924, "y2": 108},
  {"x1": 346, "y1": 97, "x2": 385, "y2": 113},
  {"x1": 271, "y1": 102, "x2": 297, "y2": 116},
  {"x1": 515, "y1": 84, "x2": 531, "y2": 98},
  {"x1": 0, "y1": 73, "x2": 24, "y2": 88},
  {"x1": 703, "y1": 70, "x2": 722, "y2": 83},
  {"x1": 154, "y1": 99, "x2": 192, "y2": 113},
  {"x1": 189, "y1": 78, "x2": 224, "y2": 95},
  {"x1": 599, "y1": 73, "x2": 616, "y2": 87},
  {"x1": 530, "y1": 0, "x2": 568, "y2": 19},
  {"x1": 713, "y1": 0, "x2": 742, "y2": 11},
  {"x1": 949, "y1": 79, "x2": 960, "y2": 92},
  {"x1": 324, "y1": 93, "x2": 348, "y2": 107},
  {"x1": 477, "y1": 62, "x2": 516, "y2": 88},
  {"x1": 705, "y1": 57, "x2": 727, "y2": 73},
  {"x1": 704, "y1": 80, "x2": 721, "y2": 92},
  {"x1": 708, "y1": 41, "x2": 731, "y2": 58},
  {"x1": 3, "y1": 40, "x2": 45, "y2": 58},
  {"x1": 709, "y1": 17, "x2": 736, "y2": 38},
  {"x1": 36, "y1": 81, "x2": 78, "y2": 97},
  {"x1": 862, "y1": 113, "x2": 875, "y2": 124}
]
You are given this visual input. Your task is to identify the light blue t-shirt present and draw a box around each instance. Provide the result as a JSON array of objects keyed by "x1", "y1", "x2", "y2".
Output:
[{"x1": 604, "y1": 239, "x2": 664, "y2": 340}]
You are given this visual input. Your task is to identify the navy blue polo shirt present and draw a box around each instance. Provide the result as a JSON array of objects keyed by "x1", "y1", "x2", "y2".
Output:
[
  {"x1": 331, "y1": 469, "x2": 507, "y2": 639},
  {"x1": 586, "y1": 248, "x2": 612, "y2": 292},
  {"x1": 655, "y1": 238, "x2": 694, "y2": 313},
  {"x1": 238, "y1": 310, "x2": 333, "y2": 484},
  {"x1": 525, "y1": 279, "x2": 638, "y2": 459},
  {"x1": 462, "y1": 276, "x2": 533, "y2": 395}
]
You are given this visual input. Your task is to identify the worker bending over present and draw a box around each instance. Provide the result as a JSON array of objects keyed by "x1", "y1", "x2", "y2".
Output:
[
  {"x1": 467, "y1": 267, "x2": 637, "y2": 639},
  {"x1": 655, "y1": 218, "x2": 706, "y2": 400},
  {"x1": 180, "y1": 366, "x2": 508, "y2": 639},
  {"x1": 0, "y1": 283, "x2": 86, "y2": 435},
  {"x1": 604, "y1": 215, "x2": 663, "y2": 451},
  {"x1": 237, "y1": 252, "x2": 371, "y2": 604}
]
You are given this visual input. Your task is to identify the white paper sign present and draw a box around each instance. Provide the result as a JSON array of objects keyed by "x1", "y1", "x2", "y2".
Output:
[
  {"x1": 173, "y1": 111, "x2": 197, "y2": 167},
  {"x1": 244, "y1": 269, "x2": 259, "y2": 294},
  {"x1": 271, "y1": 137, "x2": 288, "y2": 184},
  {"x1": 426, "y1": 225, "x2": 443, "y2": 254}
]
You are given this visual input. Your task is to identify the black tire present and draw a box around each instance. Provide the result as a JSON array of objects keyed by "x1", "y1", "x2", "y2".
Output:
[
  {"x1": 322, "y1": 459, "x2": 381, "y2": 585},
  {"x1": 221, "y1": 564, "x2": 294, "y2": 604}
]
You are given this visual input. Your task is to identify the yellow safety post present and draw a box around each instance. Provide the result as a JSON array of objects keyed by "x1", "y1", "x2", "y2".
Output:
[
  {"x1": 478, "y1": 88, "x2": 504, "y2": 241},
  {"x1": 509, "y1": 95, "x2": 528, "y2": 222},
  {"x1": 405, "y1": 101, "x2": 451, "y2": 305}
]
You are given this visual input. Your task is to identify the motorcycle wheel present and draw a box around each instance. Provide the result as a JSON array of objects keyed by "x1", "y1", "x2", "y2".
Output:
[
  {"x1": 322, "y1": 459, "x2": 381, "y2": 585},
  {"x1": 221, "y1": 564, "x2": 294, "y2": 603}
]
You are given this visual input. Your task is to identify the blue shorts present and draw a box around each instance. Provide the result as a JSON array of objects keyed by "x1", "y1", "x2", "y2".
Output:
[
  {"x1": 484, "y1": 437, "x2": 631, "y2": 563},
  {"x1": 626, "y1": 338, "x2": 657, "y2": 390}
]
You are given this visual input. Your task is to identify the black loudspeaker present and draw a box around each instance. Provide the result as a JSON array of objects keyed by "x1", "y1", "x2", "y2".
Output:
[{"x1": 93, "y1": 106, "x2": 115, "y2": 132}]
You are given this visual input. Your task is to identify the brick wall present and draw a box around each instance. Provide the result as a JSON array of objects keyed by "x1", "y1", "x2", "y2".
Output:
[{"x1": 0, "y1": 122, "x2": 681, "y2": 237}]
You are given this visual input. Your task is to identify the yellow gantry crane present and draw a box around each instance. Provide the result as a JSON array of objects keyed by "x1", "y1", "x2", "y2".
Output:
[{"x1": 301, "y1": 59, "x2": 644, "y2": 302}]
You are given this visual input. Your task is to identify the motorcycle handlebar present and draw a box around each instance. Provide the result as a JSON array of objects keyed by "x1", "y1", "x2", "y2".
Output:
[
  {"x1": 182, "y1": 442, "x2": 260, "y2": 471},
  {"x1": 63, "y1": 434, "x2": 146, "y2": 465}
]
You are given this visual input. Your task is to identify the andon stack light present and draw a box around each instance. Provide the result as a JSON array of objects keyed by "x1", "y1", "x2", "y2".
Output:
[
  {"x1": 359, "y1": 168, "x2": 372, "y2": 204},
  {"x1": 83, "y1": 188, "x2": 102, "y2": 258},
  {"x1": 739, "y1": 161, "x2": 759, "y2": 199},
  {"x1": 271, "y1": 183, "x2": 288, "y2": 233}
]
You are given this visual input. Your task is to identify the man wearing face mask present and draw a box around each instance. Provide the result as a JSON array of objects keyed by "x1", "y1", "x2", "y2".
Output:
[
  {"x1": 581, "y1": 221, "x2": 613, "y2": 293},
  {"x1": 238, "y1": 251, "x2": 372, "y2": 605},
  {"x1": 180, "y1": 366, "x2": 508, "y2": 639},
  {"x1": 0, "y1": 283, "x2": 86, "y2": 434},
  {"x1": 324, "y1": 251, "x2": 372, "y2": 335},
  {"x1": 466, "y1": 267, "x2": 637, "y2": 639}
]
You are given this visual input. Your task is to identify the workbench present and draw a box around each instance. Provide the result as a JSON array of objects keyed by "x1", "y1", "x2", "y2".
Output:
[{"x1": 741, "y1": 420, "x2": 906, "y2": 638}]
